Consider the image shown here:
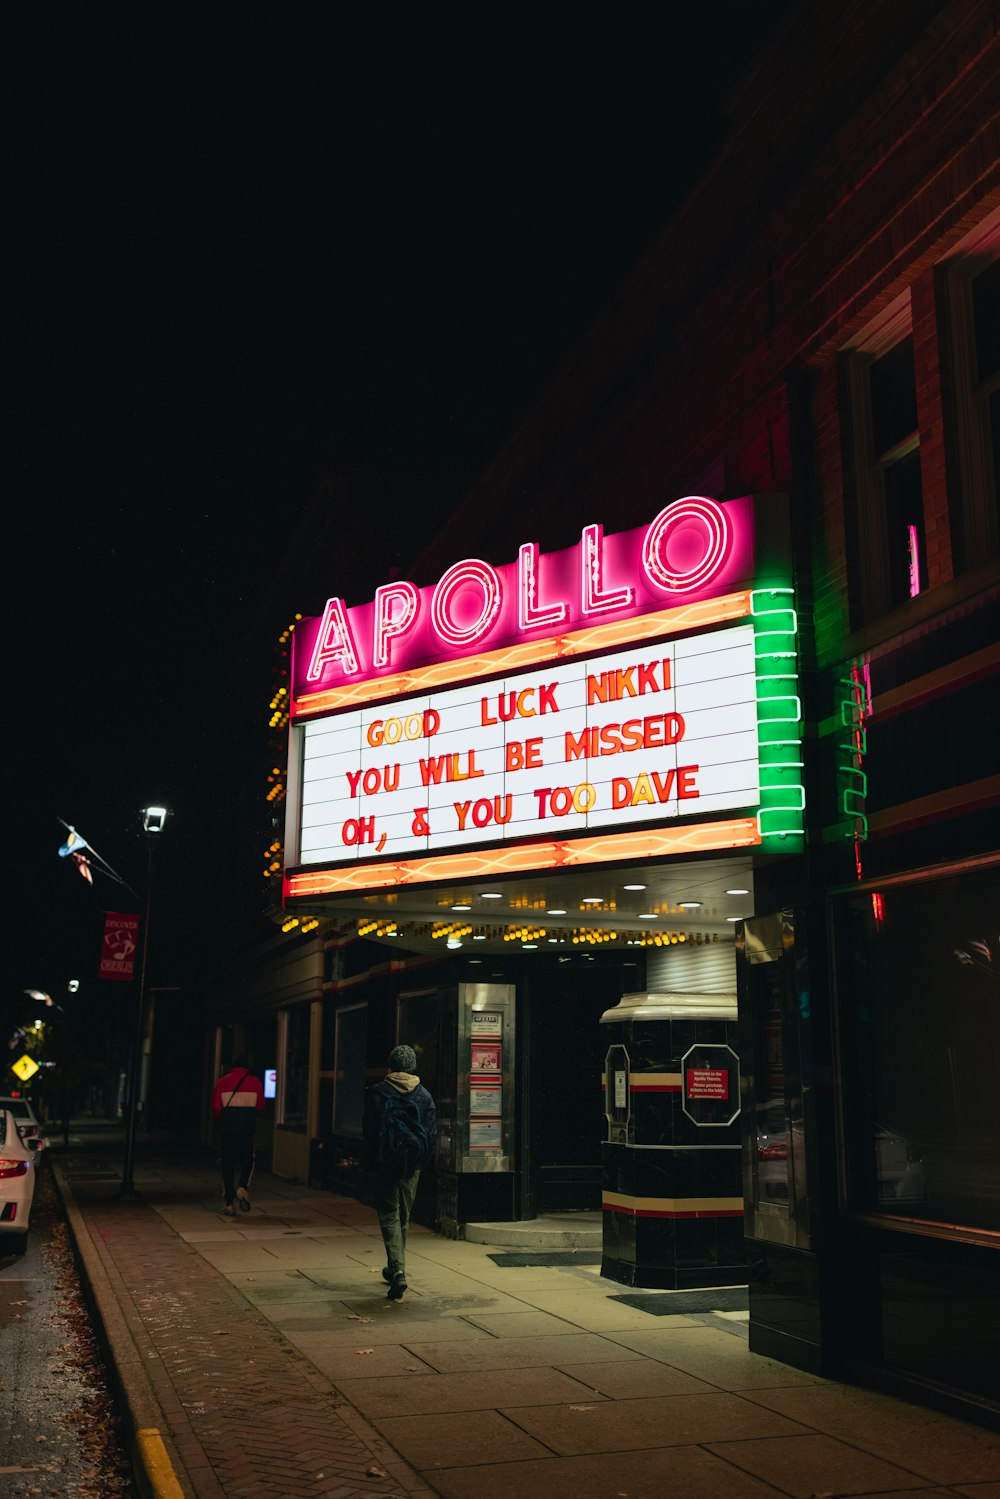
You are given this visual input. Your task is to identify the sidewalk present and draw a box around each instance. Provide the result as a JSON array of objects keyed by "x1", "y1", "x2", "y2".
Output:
[{"x1": 52, "y1": 1128, "x2": 1000, "y2": 1499}]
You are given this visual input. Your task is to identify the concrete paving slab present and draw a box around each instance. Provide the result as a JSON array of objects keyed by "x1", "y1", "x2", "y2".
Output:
[
  {"x1": 504, "y1": 1391, "x2": 811, "y2": 1454},
  {"x1": 556, "y1": 1357, "x2": 719, "y2": 1399},
  {"x1": 427, "y1": 1444, "x2": 792, "y2": 1499},
  {"x1": 515, "y1": 1292, "x2": 702, "y2": 1332},
  {"x1": 284, "y1": 1314, "x2": 492, "y2": 1345},
  {"x1": 461, "y1": 1310, "x2": 579, "y2": 1337},
  {"x1": 194, "y1": 1242, "x2": 288, "y2": 1268},
  {"x1": 401, "y1": 1333, "x2": 644, "y2": 1373},
  {"x1": 336, "y1": 1366, "x2": 606, "y2": 1418},
  {"x1": 292, "y1": 1337, "x2": 440, "y2": 1381},
  {"x1": 372, "y1": 1410, "x2": 553, "y2": 1469},
  {"x1": 743, "y1": 1385, "x2": 1000, "y2": 1484},
  {"x1": 704, "y1": 1432, "x2": 931, "y2": 1496},
  {"x1": 604, "y1": 1325, "x2": 825, "y2": 1389}
]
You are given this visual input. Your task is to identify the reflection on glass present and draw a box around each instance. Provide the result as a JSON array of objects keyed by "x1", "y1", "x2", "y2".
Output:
[{"x1": 836, "y1": 870, "x2": 1000, "y2": 1231}]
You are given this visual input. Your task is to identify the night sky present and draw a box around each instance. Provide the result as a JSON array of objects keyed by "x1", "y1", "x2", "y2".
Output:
[{"x1": 10, "y1": 6, "x2": 795, "y2": 1003}]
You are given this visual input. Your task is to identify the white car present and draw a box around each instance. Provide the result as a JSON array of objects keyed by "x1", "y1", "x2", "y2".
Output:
[
  {"x1": 0, "y1": 1096, "x2": 46, "y2": 1152},
  {"x1": 0, "y1": 1107, "x2": 38, "y2": 1256}
]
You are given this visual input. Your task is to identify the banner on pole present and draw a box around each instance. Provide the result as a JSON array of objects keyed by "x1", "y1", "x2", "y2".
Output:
[{"x1": 99, "y1": 911, "x2": 140, "y2": 981}]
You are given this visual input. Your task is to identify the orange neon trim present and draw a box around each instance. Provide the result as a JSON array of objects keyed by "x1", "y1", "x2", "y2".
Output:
[
  {"x1": 285, "y1": 818, "x2": 761, "y2": 898},
  {"x1": 292, "y1": 592, "x2": 753, "y2": 719}
]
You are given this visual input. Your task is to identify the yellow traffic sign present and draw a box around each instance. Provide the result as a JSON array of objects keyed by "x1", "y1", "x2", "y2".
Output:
[{"x1": 11, "y1": 1053, "x2": 39, "y2": 1082}]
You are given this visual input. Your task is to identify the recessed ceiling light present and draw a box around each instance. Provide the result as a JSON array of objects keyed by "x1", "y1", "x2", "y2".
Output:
[
  {"x1": 726, "y1": 888, "x2": 749, "y2": 896},
  {"x1": 678, "y1": 901, "x2": 702, "y2": 909},
  {"x1": 480, "y1": 892, "x2": 503, "y2": 899},
  {"x1": 522, "y1": 943, "x2": 538, "y2": 950},
  {"x1": 447, "y1": 939, "x2": 463, "y2": 948},
  {"x1": 582, "y1": 897, "x2": 603, "y2": 905},
  {"x1": 472, "y1": 934, "x2": 486, "y2": 941},
  {"x1": 547, "y1": 908, "x2": 567, "y2": 916},
  {"x1": 548, "y1": 938, "x2": 559, "y2": 943},
  {"x1": 623, "y1": 883, "x2": 646, "y2": 891},
  {"x1": 727, "y1": 916, "x2": 744, "y2": 923},
  {"x1": 639, "y1": 913, "x2": 657, "y2": 920},
  {"x1": 469, "y1": 958, "x2": 482, "y2": 964},
  {"x1": 451, "y1": 903, "x2": 471, "y2": 911}
]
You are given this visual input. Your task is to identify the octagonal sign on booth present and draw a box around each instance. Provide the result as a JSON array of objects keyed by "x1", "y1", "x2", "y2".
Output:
[{"x1": 681, "y1": 1043, "x2": 739, "y2": 1127}]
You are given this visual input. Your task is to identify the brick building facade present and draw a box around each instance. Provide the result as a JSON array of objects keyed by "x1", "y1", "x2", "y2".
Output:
[{"x1": 231, "y1": 0, "x2": 1000, "y2": 1422}]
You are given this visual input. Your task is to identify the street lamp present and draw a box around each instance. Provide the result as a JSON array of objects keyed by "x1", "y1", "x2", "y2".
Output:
[{"x1": 118, "y1": 804, "x2": 168, "y2": 1199}]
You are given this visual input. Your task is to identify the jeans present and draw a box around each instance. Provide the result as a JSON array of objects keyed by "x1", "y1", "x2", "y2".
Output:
[
  {"x1": 369, "y1": 1168, "x2": 420, "y2": 1275},
  {"x1": 220, "y1": 1132, "x2": 255, "y2": 1205}
]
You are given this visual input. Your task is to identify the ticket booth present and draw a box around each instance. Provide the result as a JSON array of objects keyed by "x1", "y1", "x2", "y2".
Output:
[{"x1": 600, "y1": 991, "x2": 745, "y2": 1288}]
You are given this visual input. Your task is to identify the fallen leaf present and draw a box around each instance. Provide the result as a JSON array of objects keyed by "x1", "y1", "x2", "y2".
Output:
[
  {"x1": 569, "y1": 1405, "x2": 599, "y2": 1411},
  {"x1": 355, "y1": 1348, "x2": 375, "y2": 1355},
  {"x1": 404, "y1": 1364, "x2": 422, "y2": 1372},
  {"x1": 367, "y1": 1465, "x2": 389, "y2": 1478},
  {"x1": 346, "y1": 1313, "x2": 373, "y2": 1323}
]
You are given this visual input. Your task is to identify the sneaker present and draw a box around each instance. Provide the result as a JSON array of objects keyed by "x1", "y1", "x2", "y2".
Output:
[
  {"x1": 223, "y1": 1203, "x2": 236, "y2": 1216},
  {"x1": 236, "y1": 1187, "x2": 251, "y2": 1214},
  {"x1": 387, "y1": 1272, "x2": 407, "y2": 1301}
]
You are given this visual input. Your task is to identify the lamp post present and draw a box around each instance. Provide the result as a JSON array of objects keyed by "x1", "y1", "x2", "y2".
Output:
[{"x1": 118, "y1": 805, "x2": 168, "y2": 1199}]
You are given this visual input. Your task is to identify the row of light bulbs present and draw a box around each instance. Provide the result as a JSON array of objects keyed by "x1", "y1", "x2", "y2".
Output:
[{"x1": 281, "y1": 915, "x2": 319, "y2": 934}]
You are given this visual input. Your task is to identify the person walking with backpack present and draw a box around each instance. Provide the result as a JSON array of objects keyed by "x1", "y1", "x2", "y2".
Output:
[
  {"x1": 211, "y1": 1055, "x2": 265, "y2": 1215},
  {"x1": 361, "y1": 1044, "x2": 436, "y2": 1300}
]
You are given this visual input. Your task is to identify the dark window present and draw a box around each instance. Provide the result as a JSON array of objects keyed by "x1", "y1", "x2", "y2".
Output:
[
  {"x1": 882, "y1": 449, "x2": 926, "y2": 605},
  {"x1": 972, "y1": 261, "x2": 1000, "y2": 525},
  {"x1": 972, "y1": 260, "x2": 1000, "y2": 382},
  {"x1": 332, "y1": 1002, "x2": 367, "y2": 1136},
  {"x1": 870, "y1": 335, "x2": 918, "y2": 456},
  {"x1": 281, "y1": 1004, "x2": 311, "y2": 1129},
  {"x1": 835, "y1": 868, "x2": 1000, "y2": 1234},
  {"x1": 841, "y1": 314, "x2": 926, "y2": 623}
]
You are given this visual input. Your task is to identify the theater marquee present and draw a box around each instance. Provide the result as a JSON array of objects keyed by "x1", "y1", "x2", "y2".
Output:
[{"x1": 284, "y1": 496, "x2": 803, "y2": 900}]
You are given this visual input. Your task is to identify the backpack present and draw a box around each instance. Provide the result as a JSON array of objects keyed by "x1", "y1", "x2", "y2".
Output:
[{"x1": 375, "y1": 1088, "x2": 429, "y2": 1177}]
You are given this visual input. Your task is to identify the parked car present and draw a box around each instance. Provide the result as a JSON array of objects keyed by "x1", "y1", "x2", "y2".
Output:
[
  {"x1": 0, "y1": 1107, "x2": 38, "y2": 1256},
  {"x1": 875, "y1": 1123, "x2": 927, "y2": 1204},
  {"x1": 755, "y1": 1102, "x2": 791, "y2": 1203},
  {"x1": 0, "y1": 1095, "x2": 47, "y2": 1152}
]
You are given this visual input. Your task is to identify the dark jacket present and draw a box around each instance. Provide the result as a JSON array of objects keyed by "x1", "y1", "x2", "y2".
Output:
[{"x1": 361, "y1": 1070, "x2": 437, "y2": 1174}]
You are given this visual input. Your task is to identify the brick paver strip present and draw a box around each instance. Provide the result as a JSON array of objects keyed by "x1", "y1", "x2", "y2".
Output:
[{"x1": 57, "y1": 1163, "x2": 435, "y2": 1499}]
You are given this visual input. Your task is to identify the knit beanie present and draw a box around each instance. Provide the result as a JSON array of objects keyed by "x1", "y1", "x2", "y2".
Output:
[{"x1": 388, "y1": 1044, "x2": 416, "y2": 1072}]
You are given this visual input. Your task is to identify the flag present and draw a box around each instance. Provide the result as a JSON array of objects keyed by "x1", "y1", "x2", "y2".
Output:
[
  {"x1": 58, "y1": 828, "x2": 90, "y2": 858},
  {"x1": 72, "y1": 852, "x2": 93, "y2": 885}
]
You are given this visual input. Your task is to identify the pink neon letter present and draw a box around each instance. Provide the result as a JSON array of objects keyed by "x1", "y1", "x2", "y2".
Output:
[
  {"x1": 431, "y1": 559, "x2": 503, "y2": 648},
  {"x1": 518, "y1": 542, "x2": 569, "y2": 631},
  {"x1": 373, "y1": 581, "x2": 419, "y2": 668},
  {"x1": 306, "y1": 597, "x2": 361, "y2": 680},
  {"x1": 642, "y1": 496, "x2": 732, "y2": 593},
  {"x1": 581, "y1": 523, "x2": 635, "y2": 616}
]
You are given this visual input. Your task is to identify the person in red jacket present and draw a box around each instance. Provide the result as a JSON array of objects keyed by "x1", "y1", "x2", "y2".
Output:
[{"x1": 211, "y1": 1056, "x2": 265, "y2": 1215}]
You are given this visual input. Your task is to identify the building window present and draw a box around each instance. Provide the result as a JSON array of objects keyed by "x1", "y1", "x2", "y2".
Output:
[
  {"x1": 841, "y1": 299, "x2": 927, "y2": 624},
  {"x1": 332, "y1": 1002, "x2": 367, "y2": 1136},
  {"x1": 936, "y1": 212, "x2": 1000, "y2": 570},
  {"x1": 834, "y1": 866, "x2": 1000, "y2": 1235},
  {"x1": 278, "y1": 1004, "x2": 311, "y2": 1130}
]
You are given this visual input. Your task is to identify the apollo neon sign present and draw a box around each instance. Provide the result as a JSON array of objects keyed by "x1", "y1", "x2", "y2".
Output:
[
  {"x1": 285, "y1": 493, "x2": 805, "y2": 897},
  {"x1": 294, "y1": 495, "x2": 753, "y2": 702}
]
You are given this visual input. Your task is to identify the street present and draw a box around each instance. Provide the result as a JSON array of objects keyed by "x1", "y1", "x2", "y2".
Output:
[{"x1": 0, "y1": 1153, "x2": 134, "y2": 1498}]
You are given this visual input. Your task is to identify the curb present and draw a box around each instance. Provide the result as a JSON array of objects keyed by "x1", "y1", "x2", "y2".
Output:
[{"x1": 52, "y1": 1162, "x2": 192, "y2": 1499}]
